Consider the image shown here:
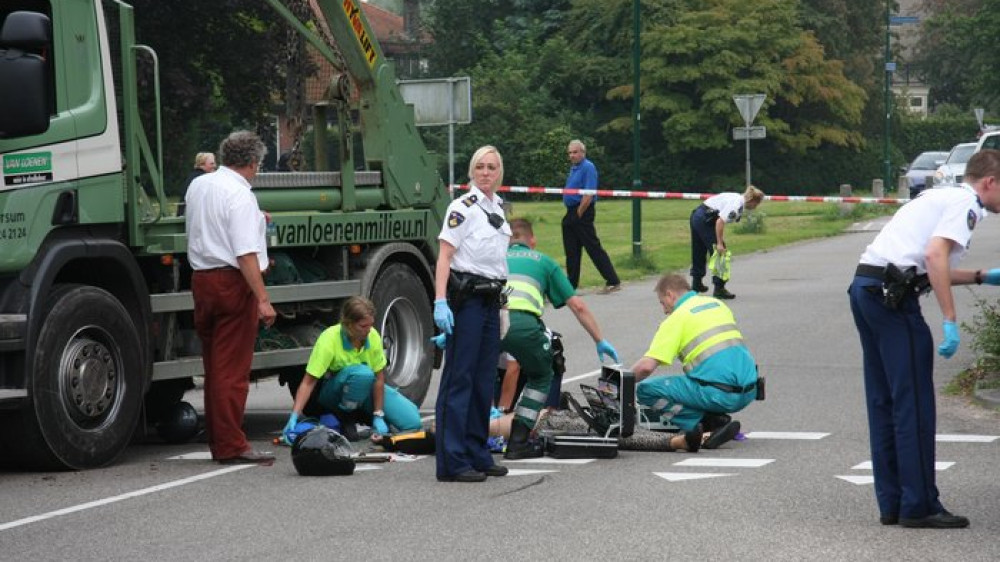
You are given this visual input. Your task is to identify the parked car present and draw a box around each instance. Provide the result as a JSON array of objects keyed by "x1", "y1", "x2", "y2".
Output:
[
  {"x1": 904, "y1": 151, "x2": 948, "y2": 198},
  {"x1": 933, "y1": 142, "x2": 977, "y2": 187}
]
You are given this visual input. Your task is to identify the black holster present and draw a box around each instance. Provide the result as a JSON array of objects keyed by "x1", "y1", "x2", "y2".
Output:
[
  {"x1": 882, "y1": 263, "x2": 930, "y2": 310},
  {"x1": 447, "y1": 270, "x2": 507, "y2": 309}
]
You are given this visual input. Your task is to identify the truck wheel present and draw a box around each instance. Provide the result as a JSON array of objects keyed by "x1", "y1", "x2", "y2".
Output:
[
  {"x1": 21, "y1": 285, "x2": 144, "y2": 469},
  {"x1": 370, "y1": 263, "x2": 433, "y2": 406}
]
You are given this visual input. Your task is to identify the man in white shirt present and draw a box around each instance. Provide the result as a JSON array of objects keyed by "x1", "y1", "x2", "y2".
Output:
[{"x1": 185, "y1": 130, "x2": 276, "y2": 465}]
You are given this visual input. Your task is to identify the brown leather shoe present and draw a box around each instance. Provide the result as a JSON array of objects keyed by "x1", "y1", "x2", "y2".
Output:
[{"x1": 218, "y1": 449, "x2": 276, "y2": 465}]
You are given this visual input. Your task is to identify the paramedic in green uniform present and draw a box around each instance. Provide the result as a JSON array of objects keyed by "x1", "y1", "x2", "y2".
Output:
[
  {"x1": 631, "y1": 273, "x2": 757, "y2": 449},
  {"x1": 501, "y1": 218, "x2": 620, "y2": 459},
  {"x1": 282, "y1": 297, "x2": 421, "y2": 443}
]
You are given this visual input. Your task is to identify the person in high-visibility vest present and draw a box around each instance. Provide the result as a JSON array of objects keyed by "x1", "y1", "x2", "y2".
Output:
[
  {"x1": 631, "y1": 273, "x2": 759, "y2": 450},
  {"x1": 689, "y1": 185, "x2": 764, "y2": 299},
  {"x1": 501, "y1": 218, "x2": 620, "y2": 459}
]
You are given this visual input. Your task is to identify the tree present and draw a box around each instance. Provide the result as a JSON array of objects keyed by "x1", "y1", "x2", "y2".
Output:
[
  {"x1": 606, "y1": 0, "x2": 865, "y2": 155},
  {"x1": 130, "y1": 1, "x2": 290, "y2": 190}
]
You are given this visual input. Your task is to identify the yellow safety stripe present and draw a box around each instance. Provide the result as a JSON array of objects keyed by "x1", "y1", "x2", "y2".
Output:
[
  {"x1": 682, "y1": 337, "x2": 744, "y2": 373},
  {"x1": 680, "y1": 323, "x2": 739, "y2": 359},
  {"x1": 507, "y1": 274, "x2": 544, "y2": 315}
]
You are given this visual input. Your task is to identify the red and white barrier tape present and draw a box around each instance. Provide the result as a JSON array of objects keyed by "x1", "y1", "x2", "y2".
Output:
[{"x1": 453, "y1": 184, "x2": 906, "y2": 205}]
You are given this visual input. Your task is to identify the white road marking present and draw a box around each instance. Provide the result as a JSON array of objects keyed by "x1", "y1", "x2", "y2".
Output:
[
  {"x1": 654, "y1": 472, "x2": 736, "y2": 482},
  {"x1": 166, "y1": 451, "x2": 213, "y2": 460},
  {"x1": 836, "y1": 475, "x2": 875, "y2": 485},
  {"x1": 851, "y1": 461, "x2": 955, "y2": 471},
  {"x1": 507, "y1": 469, "x2": 560, "y2": 476},
  {"x1": 502, "y1": 457, "x2": 597, "y2": 465},
  {"x1": 745, "y1": 431, "x2": 830, "y2": 440},
  {"x1": 354, "y1": 465, "x2": 383, "y2": 471},
  {"x1": 673, "y1": 458, "x2": 774, "y2": 468},
  {"x1": 936, "y1": 434, "x2": 999, "y2": 443},
  {"x1": 561, "y1": 369, "x2": 603, "y2": 384},
  {"x1": 0, "y1": 465, "x2": 254, "y2": 532}
]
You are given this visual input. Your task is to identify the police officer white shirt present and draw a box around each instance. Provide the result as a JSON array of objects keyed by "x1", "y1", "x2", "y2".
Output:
[
  {"x1": 859, "y1": 183, "x2": 985, "y2": 272},
  {"x1": 185, "y1": 166, "x2": 268, "y2": 271},
  {"x1": 705, "y1": 192, "x2": 745, "y2": 223},
  {"x1": 438, "y1": 185, "x2": 511, "y2": 280}
]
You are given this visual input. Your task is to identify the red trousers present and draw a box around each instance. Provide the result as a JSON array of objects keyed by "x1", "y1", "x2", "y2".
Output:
[{"x1": 192, "y1": 268, "x2": 258, "y2": 460}]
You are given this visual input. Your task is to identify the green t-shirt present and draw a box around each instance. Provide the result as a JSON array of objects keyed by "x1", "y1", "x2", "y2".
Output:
[
  {"x1": 506, "y1": 243, "x2": 576, "y2": 310},
  {"x1": 305, "y1": 324, "x2": 387, "y2": 379}
]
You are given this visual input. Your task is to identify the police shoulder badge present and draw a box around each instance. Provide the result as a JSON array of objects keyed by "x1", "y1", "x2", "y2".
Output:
[
  {"x1": 462, "y1": 194, "x2": 478, "y2": 207},
  {"x1": 967, "y1": 209, "x2": 977, "y2": 231},
  {"x1": 448, "y1": 210, "x2": 465, "y2": 228}
]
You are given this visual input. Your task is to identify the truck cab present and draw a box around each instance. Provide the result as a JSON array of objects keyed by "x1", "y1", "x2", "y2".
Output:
[{"x1": 0, "y1": 0, "x2": 447, "y2": 470}]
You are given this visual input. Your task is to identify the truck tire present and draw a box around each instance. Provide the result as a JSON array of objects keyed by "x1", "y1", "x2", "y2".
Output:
[
  {"x1": 370, "y1": 263, "x2": 433, "y2": 406},
  {"x1": 19, "y1": 284, "x2": 144, "y2": 469}
]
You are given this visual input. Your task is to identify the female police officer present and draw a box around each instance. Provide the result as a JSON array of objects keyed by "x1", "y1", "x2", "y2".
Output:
[
  {"x1": 433, "y1": 145, "x2": 512, "y2": 482},
  {"x1": 849, "y1": 149, "x2": 1000, "y2": 529},
  {"x1": 689, "y1": 185, "x2": 764, "y2": 299}
]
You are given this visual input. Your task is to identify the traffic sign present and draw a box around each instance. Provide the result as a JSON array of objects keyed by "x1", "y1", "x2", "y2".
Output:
[
  {"x1": 733, "y1": 94, "x2": 766, "y2": 126},
  {"x1": 733, "y1": 126, "x2": 766, "y2": 140}
]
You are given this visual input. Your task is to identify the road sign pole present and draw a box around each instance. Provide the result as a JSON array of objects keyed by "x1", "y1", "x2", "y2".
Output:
[{"x1": 745, "y1": 132, "x2": 751, "y2": 187}]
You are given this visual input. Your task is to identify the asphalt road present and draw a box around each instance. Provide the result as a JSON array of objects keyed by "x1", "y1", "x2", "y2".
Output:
[{"x1": 2, "y1": 212, "x2": 1000, "y2": 561}]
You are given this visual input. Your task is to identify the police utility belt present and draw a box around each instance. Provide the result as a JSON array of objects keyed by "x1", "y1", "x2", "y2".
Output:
[
  {"x1": 856, "y1": 263, "x2": 931, "y2": 311},
  {"x1": 447, "y1": 270, "x2": 508, "y2": 308}
]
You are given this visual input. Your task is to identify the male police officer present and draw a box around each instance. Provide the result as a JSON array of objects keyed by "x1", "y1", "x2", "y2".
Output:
[
  {"x1": 848, "y1": 149, "x2": 1000, "y2": 529},
  {"x1": 501, "y1": 218, "x2": 620, "y2": 458},
  {"x1": 631, "y1": 274, "x2": 757, "y2": 450}
]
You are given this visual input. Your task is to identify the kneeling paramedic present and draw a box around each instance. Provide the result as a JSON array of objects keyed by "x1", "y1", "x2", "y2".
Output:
[
  {"x1": 500, "y1": 218, "x2": 620, "y2": 459},
  {"x1": 282, "y1": 297, "x2": 421, "y2": 443},
  {"x1": 630, "y1": 274, "x2": 760, "y2": 450}
]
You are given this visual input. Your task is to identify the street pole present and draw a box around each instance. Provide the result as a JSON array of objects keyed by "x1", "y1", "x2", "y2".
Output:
[
  {"x1": 744, "y1": 124, "x2": 751, "y2": 187},
  {"x1": 631, "y1": 0, "x2": 642, "y2": 258},
  {"x1": 883, "y1": 1, "x2": 892, "y2": 190}
]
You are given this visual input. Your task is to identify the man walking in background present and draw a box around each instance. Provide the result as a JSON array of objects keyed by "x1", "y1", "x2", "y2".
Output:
[{"x1": 561, "y1": 139, "x2": 621, "y2": 293}]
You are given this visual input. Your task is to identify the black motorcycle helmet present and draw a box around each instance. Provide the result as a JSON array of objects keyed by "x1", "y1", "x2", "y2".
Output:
[
  {"x1": 291, "y1": 426, "x2": 356, "y2": 476},
  {"x1": 155, "y1": 401, "x2": 200, "y2": 444}
]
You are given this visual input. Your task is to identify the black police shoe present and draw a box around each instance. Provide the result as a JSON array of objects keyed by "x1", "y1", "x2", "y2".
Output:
[
  {"x1": 713, "y1": 287, "x2": 736, "y2": 300},
  {"x1": 899, "y1": 510, "x2": 970, "y2": 529},
  {"x1": 480, "y1": 464, "x2": 509, "y2": 477},
  {"x1": 437, "y1": 469, "x2": 487, "y2": 483},
  {"x1": 692, "y1": 280, "x2": 710, "y2": 293}
]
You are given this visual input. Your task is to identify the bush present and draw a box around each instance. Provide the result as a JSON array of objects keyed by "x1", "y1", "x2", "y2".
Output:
[{"x1": 733, "y1": 210, "x2": 766, "y2": 234}]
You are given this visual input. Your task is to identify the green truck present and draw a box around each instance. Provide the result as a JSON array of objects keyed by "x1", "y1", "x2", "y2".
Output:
[{"x1": 0, "y1": 0, "x2": 447, "y2": 469}]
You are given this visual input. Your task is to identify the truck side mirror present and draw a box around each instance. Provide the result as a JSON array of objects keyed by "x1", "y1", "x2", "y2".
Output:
[{"x1": 0, "y1": 11, "x2": 52, "y2": 139}]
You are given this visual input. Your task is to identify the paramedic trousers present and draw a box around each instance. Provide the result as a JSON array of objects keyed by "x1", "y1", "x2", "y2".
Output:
[{"x1": 501, "y1": 310, "x2": 554, "y2": 430}]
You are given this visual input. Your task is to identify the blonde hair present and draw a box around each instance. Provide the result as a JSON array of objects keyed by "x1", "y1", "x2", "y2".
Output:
[
  {"x1": 743, "y1": 185, "x2": 764, "y2": 207},
  {"x1": 467, "y1": 145, "x2": 504, "y2": 191},
  {"x1": 193, "y1": 152, "x2": 215, "y2": 169}
]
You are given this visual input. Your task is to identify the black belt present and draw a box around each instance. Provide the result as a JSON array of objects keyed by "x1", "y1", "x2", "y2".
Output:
[
  {"x1": 855, "y1": 263, "x2": 886, "y2": 281},
  {"x1": 690, "y1": 377, "x2": 756, "y2": 394},
  {"x1": 194, "y1": 266, "x2": 238, "y2": 273}
]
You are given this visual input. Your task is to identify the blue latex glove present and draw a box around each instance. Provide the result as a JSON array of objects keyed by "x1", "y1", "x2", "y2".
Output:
[
  {"x1": 596, "y1": 339, "x2": 620, "y2": 363},
  {"x1": 984, "y1": 269, "x2": 1000, "y2": 285},
  {"x1": 430, "y1": 333, "x2": 447, "y2": 349},
  {"x1": 938, "y1": 320, "x2": 960, "y2": 359},
  {"x1": 372, "y1": 415, "x2": 390, "y2": 435},
  {"x1": 433, "y1": 298, "x2": 453, "y2": 335},
  {"x1": 282, "y1": 412, "x2": 299, "y2": 444}
]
